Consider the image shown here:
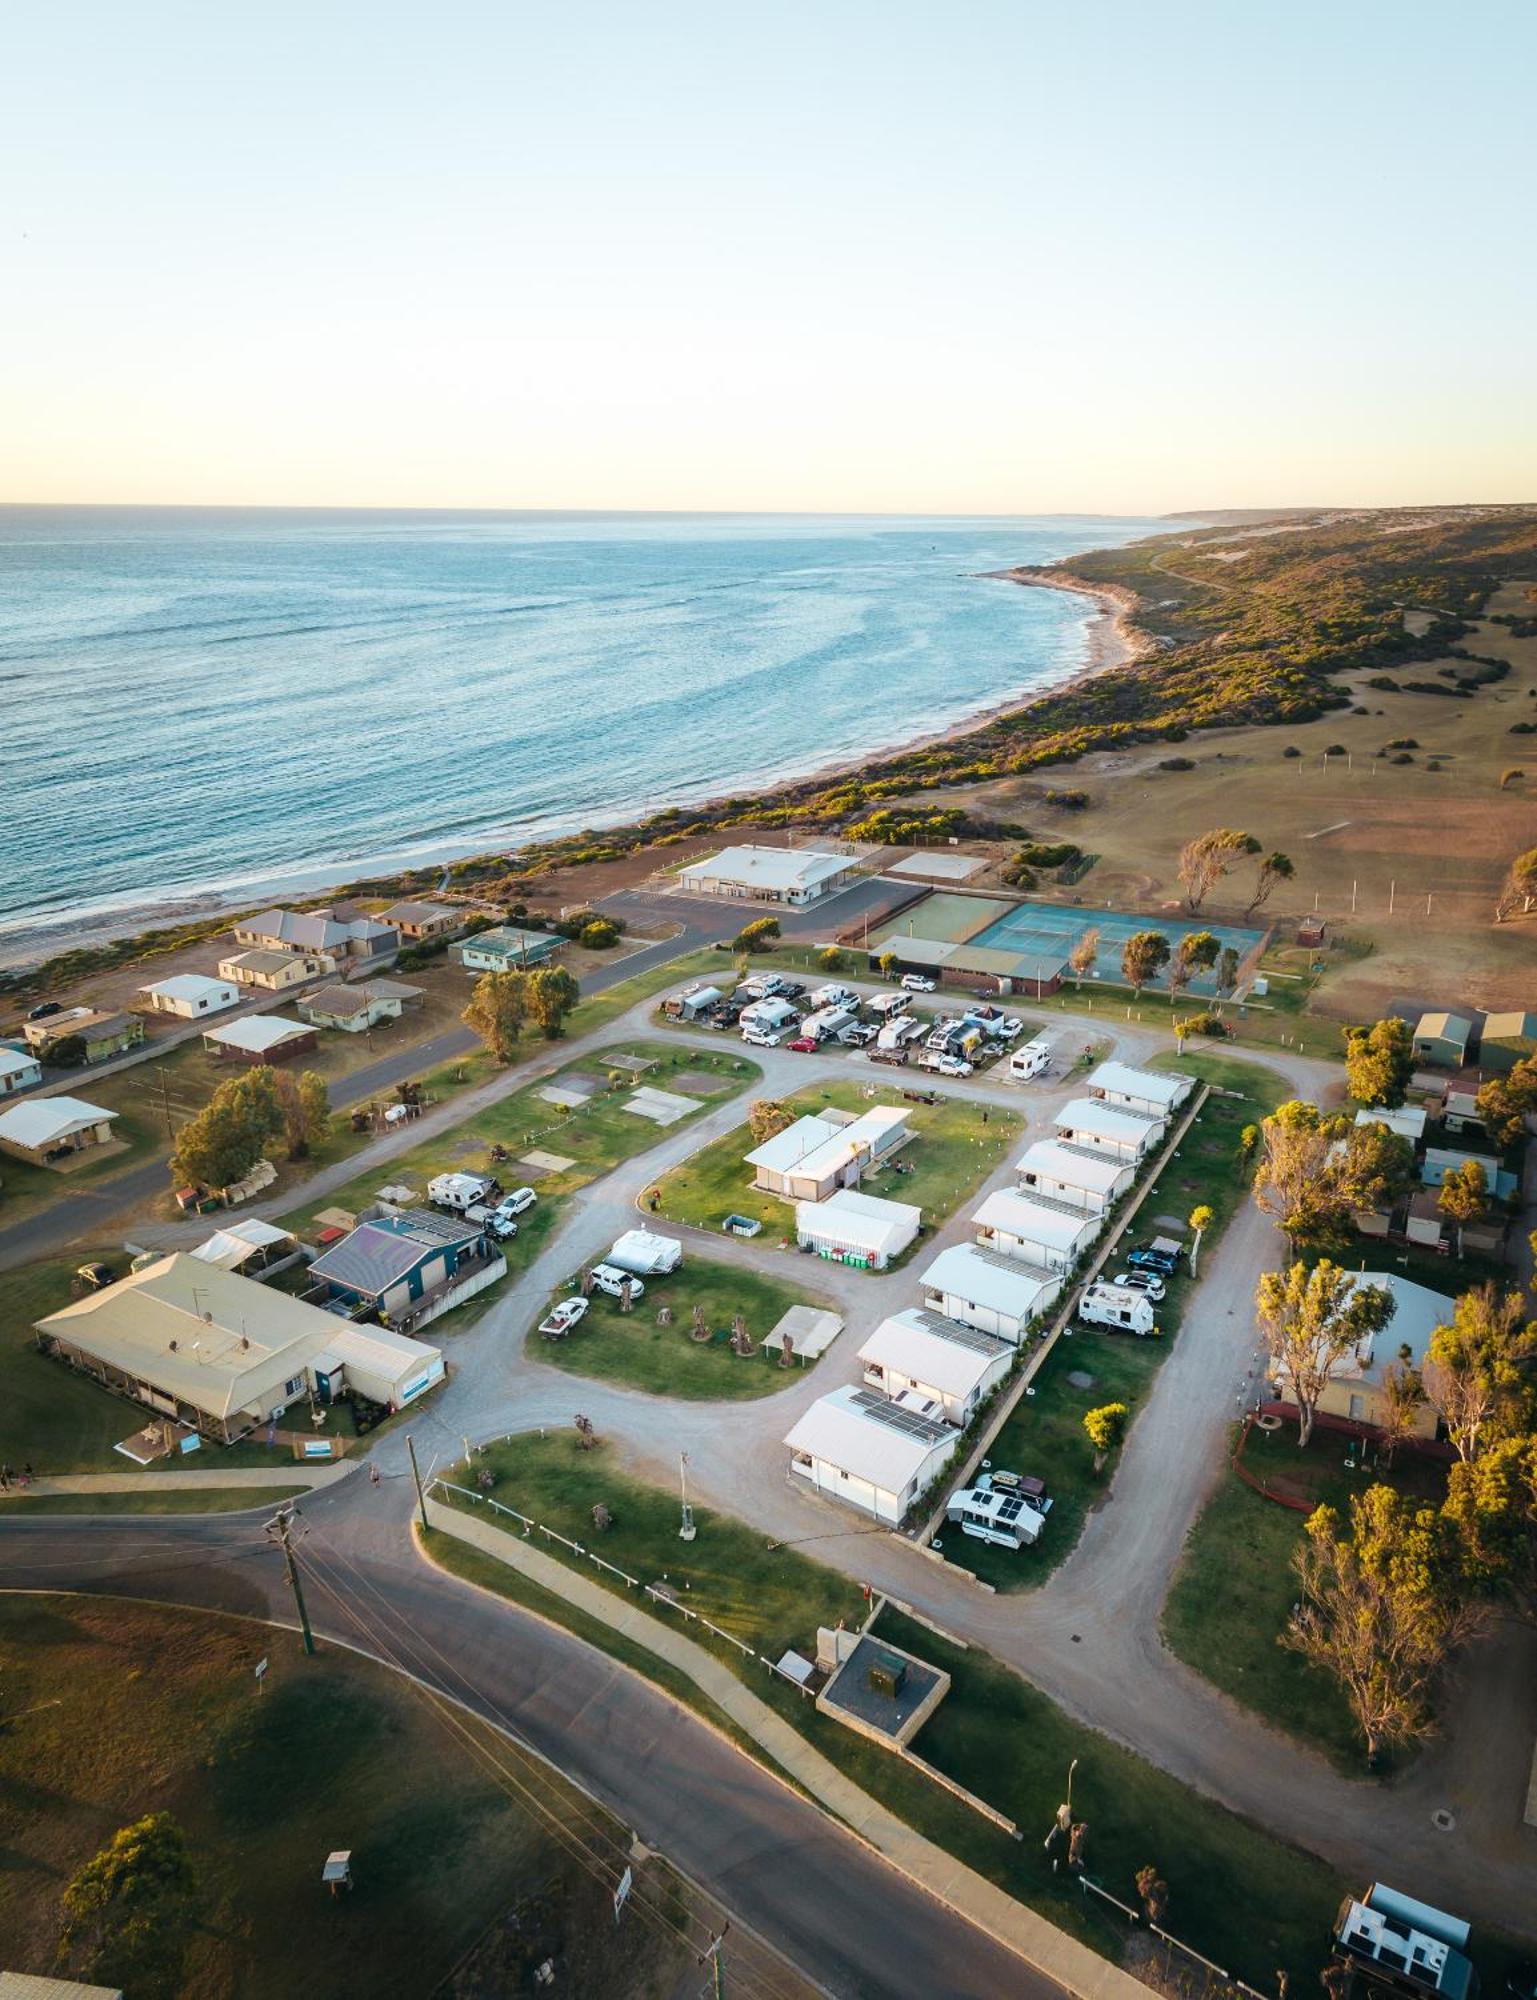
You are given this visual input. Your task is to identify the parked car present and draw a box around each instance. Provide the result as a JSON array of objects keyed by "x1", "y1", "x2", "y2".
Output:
[
  {"x1": 775, "y1": 979, "x2": 807, "y2": 999},
  {"x1": 477, "y1": 1210, "x2": 518, "y2": 1241},
  {"x1": 539, "y1": 1296, "x2": 588, "y2": 1338},
  {"x1": 72, "y1": 1261, "x2": 116, "y2": 1294},
  {"x1": 839, "y1": 1022, "x2": 878, "y2": 1046},
  {"x1": 589, "y1": 1264, "x2": 646, "y2": 1300},
  {"x1": 1128, "y1": 1246, "x2": 1179, "y2": 1276},
  {"x1": 495, "y1": 1187, "x2": 538, "y2": 1220},
  {"x1": 28, "y1": 1000, "x2": 64, "y2": 1021},
  {"x1": 935, "y1": 1054, "x2": 974, "y2": 1077},
  {"x1": 742, "y1": 1026, "x2": 787, "y2": 1048},
  {"x1": 1112, "y1": 1270, "x2": 1167, "y2": 1301},
  {"x1": 900, "y1": 973, "x2": 937, "y2": 992},
  {"x1": 993, "y1": 1017, "x2": 1026, "y2": 1043},
  {"x1": 721, "y1": 1213, "x2": 762, "y2": 1237},
  {"x1": 786, "y1": 1035, "x2": 819, "y2": 1053}
]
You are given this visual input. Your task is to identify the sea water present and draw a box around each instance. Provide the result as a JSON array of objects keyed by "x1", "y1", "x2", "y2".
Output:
[{"x1": 0, "y1": 508, "x2": 1159, "y2": 941}]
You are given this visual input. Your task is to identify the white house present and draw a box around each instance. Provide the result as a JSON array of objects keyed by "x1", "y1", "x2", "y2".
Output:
[
  {"x1": 859, "y1": 1308, "x2": 1013, "y2": 1425},
  {"x1": 784, "y1": 1382, "x2": 959, "y2": 1522},
  {"x1": 1014, "y1": 1138, "x2": 1134, "y2": 1214},
  {"x1": 919, "y1": 1242, "x2": 1060, "y2": 1344},
  {"x1": 1353, "y1": 1104, "x2": 1428, "y2": 1144},
  {"x1": 1086, "y1": 1060, "x2": 1191, "y2": 1119},
  {"x1": 0, "y1": 1046, "x2": 43, "y2": 1096},
  {"x1": 1053, "y1": 1096, "x2": 1162, "y2": 1162},
  {"x1": 138, "y1": 973, "x2": 241, "y2": 1019},
  {"x1": 795, "y1": 1188, "x2": 921, "y2": 1270},
  {"x1": 0, "y1": 1095, "x2": 119, "y2": 1165},
  {"x1": 748, "y1": 1105, "x2": 911, "y2": 1202},
  {"x1": 971, "y1": 1188, "x2": 1101, "y2": 1272},
  {"x1": 678, "y1": 844, "x2": 857, "y2": 907}
]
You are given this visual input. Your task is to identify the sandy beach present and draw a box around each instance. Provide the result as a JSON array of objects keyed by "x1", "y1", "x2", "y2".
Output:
[{"x1": 0, "y1": 560, "x2": 1147, "y2": 976}]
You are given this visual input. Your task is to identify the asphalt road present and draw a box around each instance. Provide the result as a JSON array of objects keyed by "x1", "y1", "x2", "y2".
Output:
[{"x1": 0, "y1": 1496, "x2": 1067, "y2": 2000}]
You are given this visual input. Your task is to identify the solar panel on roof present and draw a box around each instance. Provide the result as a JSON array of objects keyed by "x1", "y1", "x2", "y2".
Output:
[
  {"x1": 909, "y1": 1308, "x2": 1008, "y2": 1357},
  {"x1": 849, "y1": 1387, "x2": 952, "y2": 1444}
]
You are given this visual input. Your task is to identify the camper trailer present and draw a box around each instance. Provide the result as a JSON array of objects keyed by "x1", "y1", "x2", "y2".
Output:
[
  {"x1": 1077, "y1": 1281, "x2": 1158, "y2": 1336},
  {"x1": 945, "y1": 1474, "x2": 1052, "y2": 1549},
  {"x1": 428, "y1": 1171, "x2": 500, "y2": 1214},
  {"x1": 868, "y1": 992, "x2": 911, "y2": 1022},
  {"x1": 800, "y1": 1004, "x2": 858, "y2": 1044},
  {"x1": 606, "y1": 1229, "x2": 684, "y2": 1276}
]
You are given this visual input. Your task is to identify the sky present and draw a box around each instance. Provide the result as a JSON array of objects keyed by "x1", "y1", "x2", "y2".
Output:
[{"x1": 2, "y1": 0, "x2": 1534, "y2": 514}]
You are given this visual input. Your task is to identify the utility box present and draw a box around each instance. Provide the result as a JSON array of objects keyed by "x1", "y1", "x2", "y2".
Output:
[{"x1": 866, "y1": 1648, "x2": 908, "y2": 1698}]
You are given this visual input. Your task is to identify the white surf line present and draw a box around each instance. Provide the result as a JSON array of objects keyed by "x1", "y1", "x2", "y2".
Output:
[{"x1": 1305, "y1": 820, "x2": 1352, "y2": 839}]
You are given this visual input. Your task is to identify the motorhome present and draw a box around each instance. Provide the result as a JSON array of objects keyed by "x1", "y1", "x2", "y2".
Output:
[
  {"x1": 1077, "y1": 1281, "x2": 1158, "y2": 1336},
  {"x1": 428, "y1": 1171, "x2": 500, "y2": 1214},
  {"x1": 945, "y1": 1474, "x2": 1052, "y2": 1549},
  {"x1": 1008, "y1": 1038, "x2": 1053, "y2": 1080}
]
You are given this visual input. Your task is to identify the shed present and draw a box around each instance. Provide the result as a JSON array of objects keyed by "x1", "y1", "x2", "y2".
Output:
[
  {"x1": 1412, "y1": 1011, "x2": 1474, "y2": 1070},
  {"x1": 1014, "y1": 1138, "x2": 1135, "y2": 1214},
  {"x1": 202, "y1": 1015, "x2": 318, "y2": 1063},
  {"x1": 0, "y1": 1095, "x2": 119, "y2": 1165},
  {"x1": 859, "y1": 1307, "x2": 1012, "y2": 1425},
  {"x1": 971, "y1": 1187, "x2": 1101, "y2": 1271},
  {"x1": 795, "y1": 1187, "x2": 920, "y2": 1270},
  {"x1": 138, "y1": 973, "x2": 240, "y2": 1019},
  {"x1": 320, "y1": 1322, "x2": 445, "y2": 1408},
  {"x1": 1478, "y1": 1011, "x2": 1537, "y2": 1075},
  {"x1": 749, "y1": 1105, "x2": 911, "y2": 1202},
  {"x1": 919, "y1": 1242, "x2": 1059, "y2": 1344},
  {"x1": 784, "y1": 1382, "x2": 958, "y2": 1522}
]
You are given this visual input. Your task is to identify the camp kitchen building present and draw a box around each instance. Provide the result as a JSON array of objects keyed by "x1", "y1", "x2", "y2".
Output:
[{"x1": 36, "y1": 1253, "x2": 444, "y2": 1443}]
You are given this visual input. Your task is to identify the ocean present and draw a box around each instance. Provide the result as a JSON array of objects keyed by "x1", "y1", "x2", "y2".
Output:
[{"x1": 0, "y1": 508, "x2": 1160, "y2": 948}]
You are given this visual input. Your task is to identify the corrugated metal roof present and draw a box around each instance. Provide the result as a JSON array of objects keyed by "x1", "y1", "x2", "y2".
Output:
[{"x1": 0, "y1": 1095, "x2": 116, "y2": 1148}]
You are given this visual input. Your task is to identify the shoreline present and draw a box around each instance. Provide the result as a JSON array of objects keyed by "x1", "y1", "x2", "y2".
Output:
[{"x1": 0, "y1": 561, "x2": 1146, "y2": 975}]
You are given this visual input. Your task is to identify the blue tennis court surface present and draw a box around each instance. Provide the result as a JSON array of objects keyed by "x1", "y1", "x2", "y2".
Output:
[{"x1": 967, "y1": 900, "x2": 1266, "y2": 992}]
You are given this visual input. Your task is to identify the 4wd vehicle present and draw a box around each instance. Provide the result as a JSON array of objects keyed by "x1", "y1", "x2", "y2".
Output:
[
  {"x1": 934, "y1": 1054, "x2": 974, "y2": 1077},
  {"x1": 1112, "y1": 1269, "x2": 1167, "y2": 1301},
  {"x1": 742, "y1": 1026, "x2": 787, "y2": 1047},
  {"x1": 28, "y1": 1000, "x2": 64, "y2": 1021},
  {"x1": 900, "y1": 973, "x2": 937, "y2": 992},
  {"x1": 539, "y1": 1296, "x2": 588, "y2": 1338},
  {"x1": 495, "y1": 1187, "x2": 537, "y2": 1220},
  {"x1": 589, "y1": 1264, "x2": 646, "y2": 1300},
  {"x1": 1128, "y1": 1246, "x2": 1179, "y2": 1276}
]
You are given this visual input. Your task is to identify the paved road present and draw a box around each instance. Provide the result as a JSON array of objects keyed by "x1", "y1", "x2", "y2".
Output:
[{"x1": 0, "y1": 1499, "x2": 1065, "y2": 2000}]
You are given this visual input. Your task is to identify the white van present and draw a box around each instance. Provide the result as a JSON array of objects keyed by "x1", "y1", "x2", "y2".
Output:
[
  {"x1": 1008, "y1": 1038, "x2": 1053, "y2": 1080},
  {"x1": 1078, "y1": 1281, "x2": 1157, "y2": 1336}
]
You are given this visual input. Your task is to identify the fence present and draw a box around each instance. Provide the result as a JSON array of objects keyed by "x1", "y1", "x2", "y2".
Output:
[
  {"x1": 429, "y1": 1475, "x2": 819, "y2": 1702},
  {"x1": 1077, "y1": 1876, "x2": 1272, "y2": 2000}
]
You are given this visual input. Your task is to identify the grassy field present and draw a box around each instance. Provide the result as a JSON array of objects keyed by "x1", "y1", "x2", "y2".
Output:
[
  {"x1": 652, "y1": 1075, "x2": 1021, "y2": 1257},
  {"x1": 940, "y1": 1051, "x2": 1288, "y2": 1590},
  {"x1": 0, "y1": 1594, "x2": 718, "y2": 2000},
  {"x1": 1163, "y1": 1426, "x2": 1450, "y2": 1773},
  {"x1": 535, "y1": 1256, "x2": 833, "y2": 1399},
  {"x1": 440, "y1": 1430, "x2": 1344, "y2": 1988}
]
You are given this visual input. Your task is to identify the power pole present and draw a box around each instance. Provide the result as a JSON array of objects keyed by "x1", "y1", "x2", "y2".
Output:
[
  {"x1": 157, "y1": 1067, "x2": 175, "y2": 1144},
  {"x1": 406, "y1": 1433, "x2": 430, "y2": 1533},
  {"x1": 266, "y1": 1504, "x2": 315, "y2": 1656}
]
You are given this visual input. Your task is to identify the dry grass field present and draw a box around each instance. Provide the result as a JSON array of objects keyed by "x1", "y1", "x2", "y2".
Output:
[{"x1": 884, "y1": 579, "x2": 1537, "y2": 1019}]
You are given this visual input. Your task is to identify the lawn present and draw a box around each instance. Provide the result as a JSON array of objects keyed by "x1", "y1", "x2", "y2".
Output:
[
  {"x1": 940, "y1": 1050, "x2": 1288, "y2": 1590},
  {"x1": 534, "y1": 1256, "x2": 832, "y2": 1399},
  {"x1": 651, "y1": 1076, "x2": 1021, "y2": 1259},
  {"x1": 0, "y1": 1594, "x2": 709, "y2": 2000},
  {"x1": 438, "y1": 1431, "x2": 1344, "y2": 1990},
  {"x1": 1163, "y1": 1425, "x2": 1450, "y2": 1773}
]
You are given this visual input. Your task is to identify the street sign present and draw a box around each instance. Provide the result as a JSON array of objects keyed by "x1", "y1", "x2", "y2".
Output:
[
  {"x1": 254, "y1": 1657, "x2": 268, "y2": 1692},
  {"x1": 612, "y1": 1865, "x2": 633, "y2": 1923}
]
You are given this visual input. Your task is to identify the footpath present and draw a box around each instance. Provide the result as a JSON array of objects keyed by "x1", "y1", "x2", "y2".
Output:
[
  {"x1": 422, "y1": 1493, "x2": 1144, "y2": 2000},
  {"x1": 0, "y1": 1464, "x2": 349, "y2": 1501}
]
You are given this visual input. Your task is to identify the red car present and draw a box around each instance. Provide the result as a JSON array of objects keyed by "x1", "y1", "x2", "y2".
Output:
[{"x1": 786, "y1": 1035, "x2": 819, "y2": 1053}]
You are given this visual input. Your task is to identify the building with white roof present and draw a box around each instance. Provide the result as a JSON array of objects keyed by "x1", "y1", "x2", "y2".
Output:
[
  {"x1": 202, "y1": 1014, "x2": 319, "y2": 1063},
  {"x1": 1014, "y1": 1138, "x2": 1135, "y2": 1214},
  {"x1": 747, "y1": 1105, "x2": 911, "y2": 1202},
  {"x1": 1054, "y1": 1096, "x2": 1163, "y2": 1161},
  {"x1": 189, "y1": 1218, "x2": 302, "y2": 1275},
  {"x1": 1086, "y1": 1060, "x2": 1191, "y2": 1118},
  {"x1": 1353, "y1": 1104, "x2": 1428, "y2": 1143},
  {"x1": 972, "y1": 1188, "x2": 1101, "y2": 1271},
  {"x1": 795, "y1": 1187, "x2": 920, "y2": 1269},
  {"x1": 36, "y1": 1253, "x2": 442, "y2": 1442},
  {"x1": 859, "y1": 1308, "x2": 1013, "y2": 1425},
  {"x1": 784, "y1": 1382, "x2": 959, "y2": 1522},
  {"x1": 1266, "y1": 1269, "x2": 1451, "y2": 1445},
  {"x1": 0, "y1": 1045, "x2": 44, "y2": 1096},
  {"x1": 138, "y1": 973, "x2": 240, "y2": 1019},
  {"x1": 678, "y1": 844, "x2": 857, "y2": 907},
  {"x1": 919, "y1": 1242, "x2": 1060, "y2": 1343},
  {"x1": 0, "y1": 1095, "x2": 119, "y2": 1166}
]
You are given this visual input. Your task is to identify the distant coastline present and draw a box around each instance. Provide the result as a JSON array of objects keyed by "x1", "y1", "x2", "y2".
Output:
[{"x1": 0, "y1": 543, "x2": 1145, "y2": 974}]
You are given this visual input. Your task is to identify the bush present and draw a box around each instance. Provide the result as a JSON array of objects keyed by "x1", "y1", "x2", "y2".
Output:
[
  {"x1": 1324, "y1": 743, "x2": 1348, "y2": 755},
  {"x1": 1180, "y1": 1009, "x2": 1229, "y2": 1038},
  {"x1": 1158, "y1": 756, "x2": 1195, "y2": 771},
  {"x1": 1500, "y1": 768, "x2": 1525, "y2": 790},
  {"x1": 1043, "y1": 788, "x2": 1090, "y2": 810},
  {"x1": 817, "y1": 947, "x2": 851, "y2": 973},
  {"x1": 1384, "y1": 737, "x2": 1419, "y2": 749},
  {"x1": 579, "y1": 919, "x2": 621, "y2": 949},
  {"x1": 1509, "y1": 721, "x2": 1537, "y2": 735},
  {"x1": 734, "y1": 916, "x2": 781, "y2": 952},
  {"x1": 1282, "y1": 746, "x2": 1302, "y2": 758},
  {"x1": 1390, "y1": 752, "x2": 1414, "y2": 765},
  {"x1": 1366, "y1": 675, "x2": 1401, "y2": 691}
]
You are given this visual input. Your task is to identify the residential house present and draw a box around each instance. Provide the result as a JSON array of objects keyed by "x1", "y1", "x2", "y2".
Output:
[
  {"x1": 1401, "y1": 1188, "x2": 1507, "y2": 1259},
  {"x1": 295, "y1": 984, "x2": 404, "y2": 1033},
  {"x1": 784, "y1": 1382, "x2": 959, "y2": 1522},
  {"x1": 1479, "y1": 1010, "x2": 1537, "y2": 1075},
  {"x1": 23, "y1": 1007, "x2": 144, "y2": 1065},
  {"x1": 1412, "y1": 1011, "x2": 1474, "y2": 1070},
  {"x1": 1085, "y1": 1060, "x2": 1191, "y2": 1119},
  {"x1": 919, "y1": 1242, "x2": 1060, "y2": 1344},
  {"x1": 35, "y1": 1253, "x2": 443, "y2": 1443},
  {"x1": 231, "y1": 907, "x2": 398, "y2": 966},
  {"x1": 794, "y1": 1188, "x2": 921, "y2": 1270},
  {"x1": 1420, "y1": 1143, "x2": 1517, "y2": 1201},
  {"x1": 138, "y1": 974, "x2": 240, "y2": 1019},
  {"x1": 0, "y1": 1095, "x2": 119, "y2": 1166},
  {"x1": 859, "y1": 1308, "x2": 1012, "y2": 1426},
  {"x1": 219, "y1": 947, "x2": 336, "y2": 992},
  {"x1": 1014, "y1": 1138, "x2": 1134, "y2": 1215},
  {"x1": 678, "y1": 844, "x2": 857, "y2": 907},
  {"x1": 746, "y1": 1106, "x2": 911, "y2": 1203},
  {"x1": 202, "y1": 1015, "x2": 319, "y2": 1064},
  {"x1": 306, "y1": 1209, "x2": 503, "y2": 1331},
  {"x1": 1264, "y1": 1269, "x2": 1452, "y2": 1448},
  {"x1": 379, "y1": 899, "x2": 465, "y2": 942},
  {"x1": 0, "y1": 1045, "x2": 43, "y2": 1096},
  {"x1": 971, "y1": 1187, "x2": 1101, "y2": 1272},
  {"x1": 451, "y1": 925, "x2": 565, "y2": 972},
  {"x1": 1353, "y1": 1104, "x2": 1427, "y2": 1144},
  {"x1": 1053, "y1": 1096, "x2": 1162, "y2": 1162},
  {"x1": 1439, "y1": 1070, "x2": 1487, "y2": 1135}
]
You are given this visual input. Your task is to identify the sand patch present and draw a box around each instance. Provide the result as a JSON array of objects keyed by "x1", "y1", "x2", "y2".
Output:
[
  {"x1": 539, "y1": 1084, "x2": 592, "y2": 1109},
  {"x1": 520, "y1": 1149, "x2": 575, "y2": 1174},
  {"x1": 621, "y1": 1086, "x2": 695, "y2": 1126}
]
